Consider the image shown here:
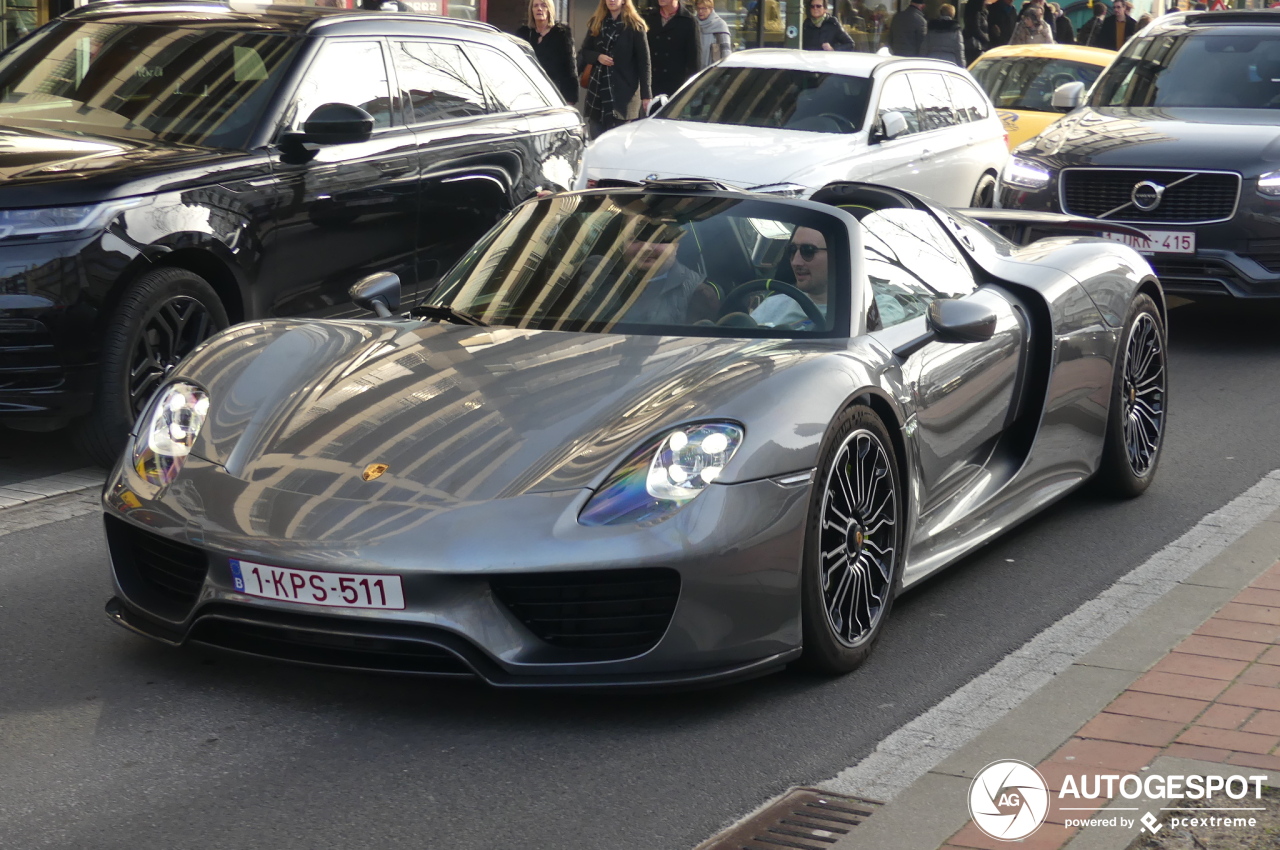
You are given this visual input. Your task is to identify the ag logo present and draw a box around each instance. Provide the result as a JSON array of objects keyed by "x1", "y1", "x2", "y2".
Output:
[{"x1": 968, "y1": 760, "x2": 1050, "y2": 841}]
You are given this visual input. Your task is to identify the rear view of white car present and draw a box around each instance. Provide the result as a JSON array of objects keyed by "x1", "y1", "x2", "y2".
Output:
[{"x1": 579, "y1": 49, "x2": 1008, "y2": 208}]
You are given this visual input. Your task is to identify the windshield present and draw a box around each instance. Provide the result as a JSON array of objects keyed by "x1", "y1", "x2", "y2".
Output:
[
  {"x1": 1092, "y1": 31, "x2": 1280, "y2": 108},
  {"x1": 661, "y1": 66, "x2": 871, "y2": 134},
  {"x1": 426, "y1": 193, "x2": 849, "y2": 339},
  {"x1": 0, "y1": 21, "x2": 298, "y2": 148},
  {"x1": 972, "y1": 56, "x2": 1104, "y2": 112}
]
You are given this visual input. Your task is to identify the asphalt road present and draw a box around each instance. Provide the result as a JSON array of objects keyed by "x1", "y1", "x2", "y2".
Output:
[{"x1": 1, "y1": 299, "x2": 1278, "y2": 850}]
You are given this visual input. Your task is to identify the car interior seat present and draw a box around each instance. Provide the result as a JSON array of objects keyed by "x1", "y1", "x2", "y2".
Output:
[{"x1": 809, "y1": 182, "x2": 919, "y2": 219}]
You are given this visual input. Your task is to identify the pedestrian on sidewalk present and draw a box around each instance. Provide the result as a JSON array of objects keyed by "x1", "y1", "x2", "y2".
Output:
[
  {"x1": 1048, "y1": 2, "x2": 1074, "y2": 43},
  {"x1": 1076, "y1": 0, "x2": 1107, "y2": 47},
  {"x1": 516, "y1": 0, "x2": 579, "y2": 105},
  {"x1": 888, "y1": 0, "x2": 927, "y2": 55},
  {"x1": 644, "y1": 0, "x2": 700, "y2": 97},
  {"x1": 579, "y1": 0, "x2": 652, "y2": 138},
  {"x1": 693, "y1": 0, "x2": 732, "y2": 65},
  {"x1": 1009, "y1": 5, "x2": 1053, "y2": 43},
  {"x1": 986, "y1": 0, "x2": 1018, "y2": 46},
  {"x1": 1084, "y1": 0, "x2": 1136, "y2": 49},
  {"x1": 962, "y1": 0, "x2": 993, "y2": 64},
  {"x1": 924, "y1": 4, "x2": 965, "y2": 66},
  {"x1": 802, "y1": 0, "x2": 856, "y2": 51}
]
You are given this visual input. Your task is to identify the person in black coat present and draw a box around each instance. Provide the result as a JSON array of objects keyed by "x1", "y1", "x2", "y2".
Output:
[
  {"x1": 579, "y1": 0, "x2": 653, "y2": 138},
  {"x1": 986, "y1": 0, "x2": 1018, "y2": 46},
  {"x1": 1085, "y1": 0, "x2": 1136, "y2": 49},
  {"x1": 963, "y1": 0, "x2": 991, "y2": 65},
  {"x1": 925, "y1": 4, "x2": 965, "y2": 66},
  {"x1": 1048, "y1": 2, "x2": 1074, "y2": 43},
  {"x1": 643, "y1": 0, "x2": 701, "y2": 97},
  {"x1": 802, "y1": 1, "x2": 856, "y2": 50},
  {"x1": 1076, "y1": 1, "x2": 1106, "y2": 46},
  {"x1": 888, "y1": 0, "x2": 927, "y2": 55},
  {"x1": 516, "y1": 0, "x2": 579, "y2": 104}
]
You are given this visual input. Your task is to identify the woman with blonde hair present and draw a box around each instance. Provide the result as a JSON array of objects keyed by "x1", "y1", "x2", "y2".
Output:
[
  {"x1": 924, "y1": 2, "x2": 964, "y2": 65},
  {"x1": 578, "y1": 0, "x2": 652, "y2": 138},
  {"x1": 516, "y1": 0, "x2": 578, "y2": 104}
]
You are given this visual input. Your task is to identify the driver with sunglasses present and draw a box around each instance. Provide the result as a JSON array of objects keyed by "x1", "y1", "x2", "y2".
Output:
[
  {"x1": 750, "y1": 227, "x2": 830, "y2": 328},
  {"x1": 801, "y1": 0, "x2": 855, "y2": 50}
]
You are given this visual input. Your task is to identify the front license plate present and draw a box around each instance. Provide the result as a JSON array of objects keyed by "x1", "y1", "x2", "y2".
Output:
[
  {"x1": 1100, "y1": 228, "x2": 1195, "y2": 254},
  {"x1": 229, "y1": 559, "x2": 405, "y2": 609}
]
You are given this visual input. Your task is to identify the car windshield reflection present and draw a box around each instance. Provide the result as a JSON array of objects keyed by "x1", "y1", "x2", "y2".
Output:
[{"x1": 424, "y1": 193, "x2": 849, "y2": 338}]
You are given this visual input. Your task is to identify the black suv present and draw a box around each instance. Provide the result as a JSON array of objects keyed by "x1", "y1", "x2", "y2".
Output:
[
  {"x1": 996, "y1": 11, "x2": 1280, "y2": 301},
  {"x1": 0, "y1": 1, "x2": 583, "y2": 464}
]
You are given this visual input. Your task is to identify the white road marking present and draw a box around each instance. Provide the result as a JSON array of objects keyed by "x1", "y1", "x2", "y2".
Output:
[{"x1": 819, "y1": 470, "x2": 1280, "y2": 802}]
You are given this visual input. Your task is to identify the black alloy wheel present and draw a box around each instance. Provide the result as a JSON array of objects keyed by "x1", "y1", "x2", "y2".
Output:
[
  {"x1": 970, "y1": 173, "x2": 997, "y2": 208},
  {"x1": 75, "y1": 267, "x2": 228, "y2": 467},
  {"x1": 801, "y1": 405, "x2": 902, "y2": 673},
  {"x1": 1097, "y1": 293, "x2": 1166, "y2": 497}
]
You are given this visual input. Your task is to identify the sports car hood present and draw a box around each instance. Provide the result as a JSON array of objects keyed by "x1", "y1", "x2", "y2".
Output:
[
  {"x1": 178, "y1": 319, "x2": 839, "y2": 507},
  {"x1": 1020, "y1": 107, "x2": 1280, "y2": 175},
  {"x1": 582, "y1": 118, "x2": 859, "y2": 192}
]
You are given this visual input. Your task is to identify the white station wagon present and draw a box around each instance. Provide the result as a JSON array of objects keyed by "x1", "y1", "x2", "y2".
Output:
[{"x1": 579, "y1": 49, "x2": 1009, "y2": 208}]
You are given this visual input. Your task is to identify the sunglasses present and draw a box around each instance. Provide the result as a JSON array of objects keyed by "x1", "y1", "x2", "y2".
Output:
[
  {"x1": 809, "y1": 3, "x2": 826, "y2": 7},
  {"x1": 787, "y1": 243, "x2": 827, "y2": 261}
]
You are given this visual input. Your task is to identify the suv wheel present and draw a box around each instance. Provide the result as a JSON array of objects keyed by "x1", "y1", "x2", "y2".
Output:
[{"x1": 76, "y1": 267, "x2": 228, "y2": 467}]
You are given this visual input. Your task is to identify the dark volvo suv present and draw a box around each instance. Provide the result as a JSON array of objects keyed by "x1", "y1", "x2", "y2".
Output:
[
  {"x1": 996, "y1": 11, "x2": 1280, "y2": 302},
  {"x1": 0, "y1": 1, "x2": 583, "y2": 464}
]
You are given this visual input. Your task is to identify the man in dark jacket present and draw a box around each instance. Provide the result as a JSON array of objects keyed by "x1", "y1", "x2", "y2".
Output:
[
  {"x1": 1048, "y1": 2, "x2": 1074, "y2": 43},
  {"x1": 986, "y1": 0, "x2": 1017, "y2": 46},
  {"x1": 963, "y1": 0, "x2": 991, "y2": 64},
  {"x1": 888, "y1": 0, "x2": 927, "y2": 56},
  {"x1": 1085, "y1": 0, "x2": 1136, "y2": 49},
  {"x1": 645, "y1": 0, "x2": 701, "y2": 97},
  {"x1": 1076, "y1": 1, "x2": 1106, "y2": 46},
  {"x1": 803, "y1": 0, "x2": 856, "y2": 50}
]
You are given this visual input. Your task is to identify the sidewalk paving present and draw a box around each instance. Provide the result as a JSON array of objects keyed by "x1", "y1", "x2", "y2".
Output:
[{"x1": 829, "y1": 505, "x2": 1280, "y2": 850}]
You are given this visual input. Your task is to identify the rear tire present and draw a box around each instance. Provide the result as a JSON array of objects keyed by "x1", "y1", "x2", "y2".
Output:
[
  {"x1": 970, "y1": 173, "x2": 997, "y2": 208},
  {"x1": 799, "y1": 405, "x2": 904, "y2": 674},
  {"x1": 1096, "y1": 293, "x2": 1166, "y2": 498},
  {"x1": 75, "y1": 267, "x2": 228, "y2": 468}
]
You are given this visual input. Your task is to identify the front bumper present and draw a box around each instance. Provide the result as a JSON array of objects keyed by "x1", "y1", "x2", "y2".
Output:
[
  {"x1": 103, "y1": 458, "x2": 812, "y2": 689},
  {"x1": 998, "y1": 178, "x2": 1280, "y2": 299}
]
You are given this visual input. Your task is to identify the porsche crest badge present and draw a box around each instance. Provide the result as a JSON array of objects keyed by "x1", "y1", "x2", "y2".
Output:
[{"x1": 362, "y1": 463, "x2": 389, "y2": 481}]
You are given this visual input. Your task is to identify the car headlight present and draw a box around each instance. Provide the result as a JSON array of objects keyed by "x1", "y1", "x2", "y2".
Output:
[
  {"x1": 579, "y1": 421, "x2": 744, "y2": 526},
  {"x1": 1259, "y1": 170, "x2": 1280, "y2": 197},
  {"x1": 0, "y1": 199, "x2": 142, "y2": 242},
  {"x1": 1001, "y1": 157, "x2": 1052, "y2": 191},
  {"x1": 131, "y1": 381, "x2": 210, "y2": 487}
]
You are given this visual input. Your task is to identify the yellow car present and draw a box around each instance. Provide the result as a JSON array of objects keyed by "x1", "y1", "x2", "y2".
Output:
[{"x1": 969, "y1": 44, "x2": 1116, "y2": 149}]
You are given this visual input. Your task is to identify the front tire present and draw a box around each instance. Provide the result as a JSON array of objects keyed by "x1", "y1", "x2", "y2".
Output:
[
  {"x1": 800, "y1": 405, "x2": 904, "y2": 674},
  {"x1": 75, "y1": 267, "x2": 228, "y2": 467},
  {"x1": 1096, "y1": 293, "x2": 1166, "y2": 498}
]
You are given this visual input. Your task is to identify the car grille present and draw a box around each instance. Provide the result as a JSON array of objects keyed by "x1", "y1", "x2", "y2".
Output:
[
  {"x1": 1060, "y1": 169, "x2": 1240, "y2": 224},
  {"x1": 0, "y1": 318, "x2": 61, "y2": 392},
  {"x1": 106, "y1": 515, "x2": 209, "y2": 607},
  {"x1": 490, "y1": 568, "x2": 681, "y2": 657},
  {"x1": 1246, "y1": 240, "x2": 1280, "y2": 274},
  {"x1": 1150, "y1": 257, "x2": 1237, "y2": 296}
]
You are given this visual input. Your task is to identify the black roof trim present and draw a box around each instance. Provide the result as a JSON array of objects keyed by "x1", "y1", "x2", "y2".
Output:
[{"x1": 1186, "y1": 10, "x2": 1280, "y2": 25}]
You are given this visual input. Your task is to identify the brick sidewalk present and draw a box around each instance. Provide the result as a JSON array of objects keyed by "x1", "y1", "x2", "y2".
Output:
[{"x1": 938, "y1": 560, "x2": 1280, "y2": 850}]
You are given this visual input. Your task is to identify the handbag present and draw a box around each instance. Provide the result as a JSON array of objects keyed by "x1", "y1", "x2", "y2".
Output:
[{"x1": 579, "y1": 63, "x2": 593, "y2": 89}]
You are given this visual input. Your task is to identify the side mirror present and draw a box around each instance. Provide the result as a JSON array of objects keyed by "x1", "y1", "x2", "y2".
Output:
[
  {"x1": 646, "y1": 94, "x2": 669, "y2": 117},
  {"x1": 350, "y1": 272, "x2": 401, "y2": 318},
  {"x1": 301, "y1": 102, "x2": 375, "y2": 145},
  {"x1": 876, "y1": 110, "x2": 908, "y2": 142},
  {"x1": 1051, "y1": 81, "x2": 1085, "y2": 112},
  {"x1": 891, "y1": 296, "x2": 997, "y2": 359},
  {"x1": 928, "y1": 297, "x2": 998, "y2": 343}
]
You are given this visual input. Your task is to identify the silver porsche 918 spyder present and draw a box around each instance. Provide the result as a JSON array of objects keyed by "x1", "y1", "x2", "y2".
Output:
[{"x1": 102, "y1": 181, "x2": 1167, "y2": 688}]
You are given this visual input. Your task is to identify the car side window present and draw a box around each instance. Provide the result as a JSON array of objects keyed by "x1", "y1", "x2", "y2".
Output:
[
  {"x1": 861, "y1": 208, "x2": 976, "y2": 328},
  {"x1": 908, "y1": 72, "x2": 958, "y2": 132},
  {"x1": 469, "y1": 45, "x2": 552, "y2": 112},
  {"x1": 290, "y1": 40, "x2": 394, "y2": 130},
  {"x1": 875, "y1": 73, "x2": 920, "y2": 137},
  {"x1": 943, "y1": 73, "x2": 990, "y2": 123},
  {"x1": 391, "y1": 40, "x2": 488, "y2": 124}
]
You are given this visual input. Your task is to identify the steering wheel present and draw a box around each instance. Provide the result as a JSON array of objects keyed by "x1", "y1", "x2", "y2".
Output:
[
  {"x1": 818, "y1": 112, "x2": 856, "y2": 133},
  {"x1": 719, "y1": 279, "x2": 826, "y2": 327}
]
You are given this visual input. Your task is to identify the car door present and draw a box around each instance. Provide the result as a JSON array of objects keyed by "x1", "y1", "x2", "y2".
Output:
[
  {"x1": 859, "y1": 208, "x2": 1029, "y2": 544},
  {"x1": 391, "y1": 38, "x2": 531, "y2": 293},
  {"x1": 860, "y1": 72, "x2": 936, "y2": 200},
  {"x1": 262, "y1": 38, "x2": 420, "y2": 319},
  {"x1": 905, "y1": 71, "x2": 971, "y2": 209},
  {"x1": 943, "y1": 72, "x2": 1006, "y2": 199}
]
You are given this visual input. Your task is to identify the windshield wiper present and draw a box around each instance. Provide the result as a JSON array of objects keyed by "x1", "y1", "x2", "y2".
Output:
[{"x1": 416, "y1": 304, "x2": 489, "y2": 327}]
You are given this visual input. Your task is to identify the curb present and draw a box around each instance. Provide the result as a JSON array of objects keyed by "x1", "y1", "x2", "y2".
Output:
[{"x1": 0, "y1": 468, "x2": 105, "y2": 510}]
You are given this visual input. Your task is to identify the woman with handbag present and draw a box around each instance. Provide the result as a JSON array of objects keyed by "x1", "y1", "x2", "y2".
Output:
[
  {"x1": 578, "y1": 0, "x2": 652, "y2": 139},
  {"x1": 516, "y1": 0, "x2": 579, "y2": 105}
]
